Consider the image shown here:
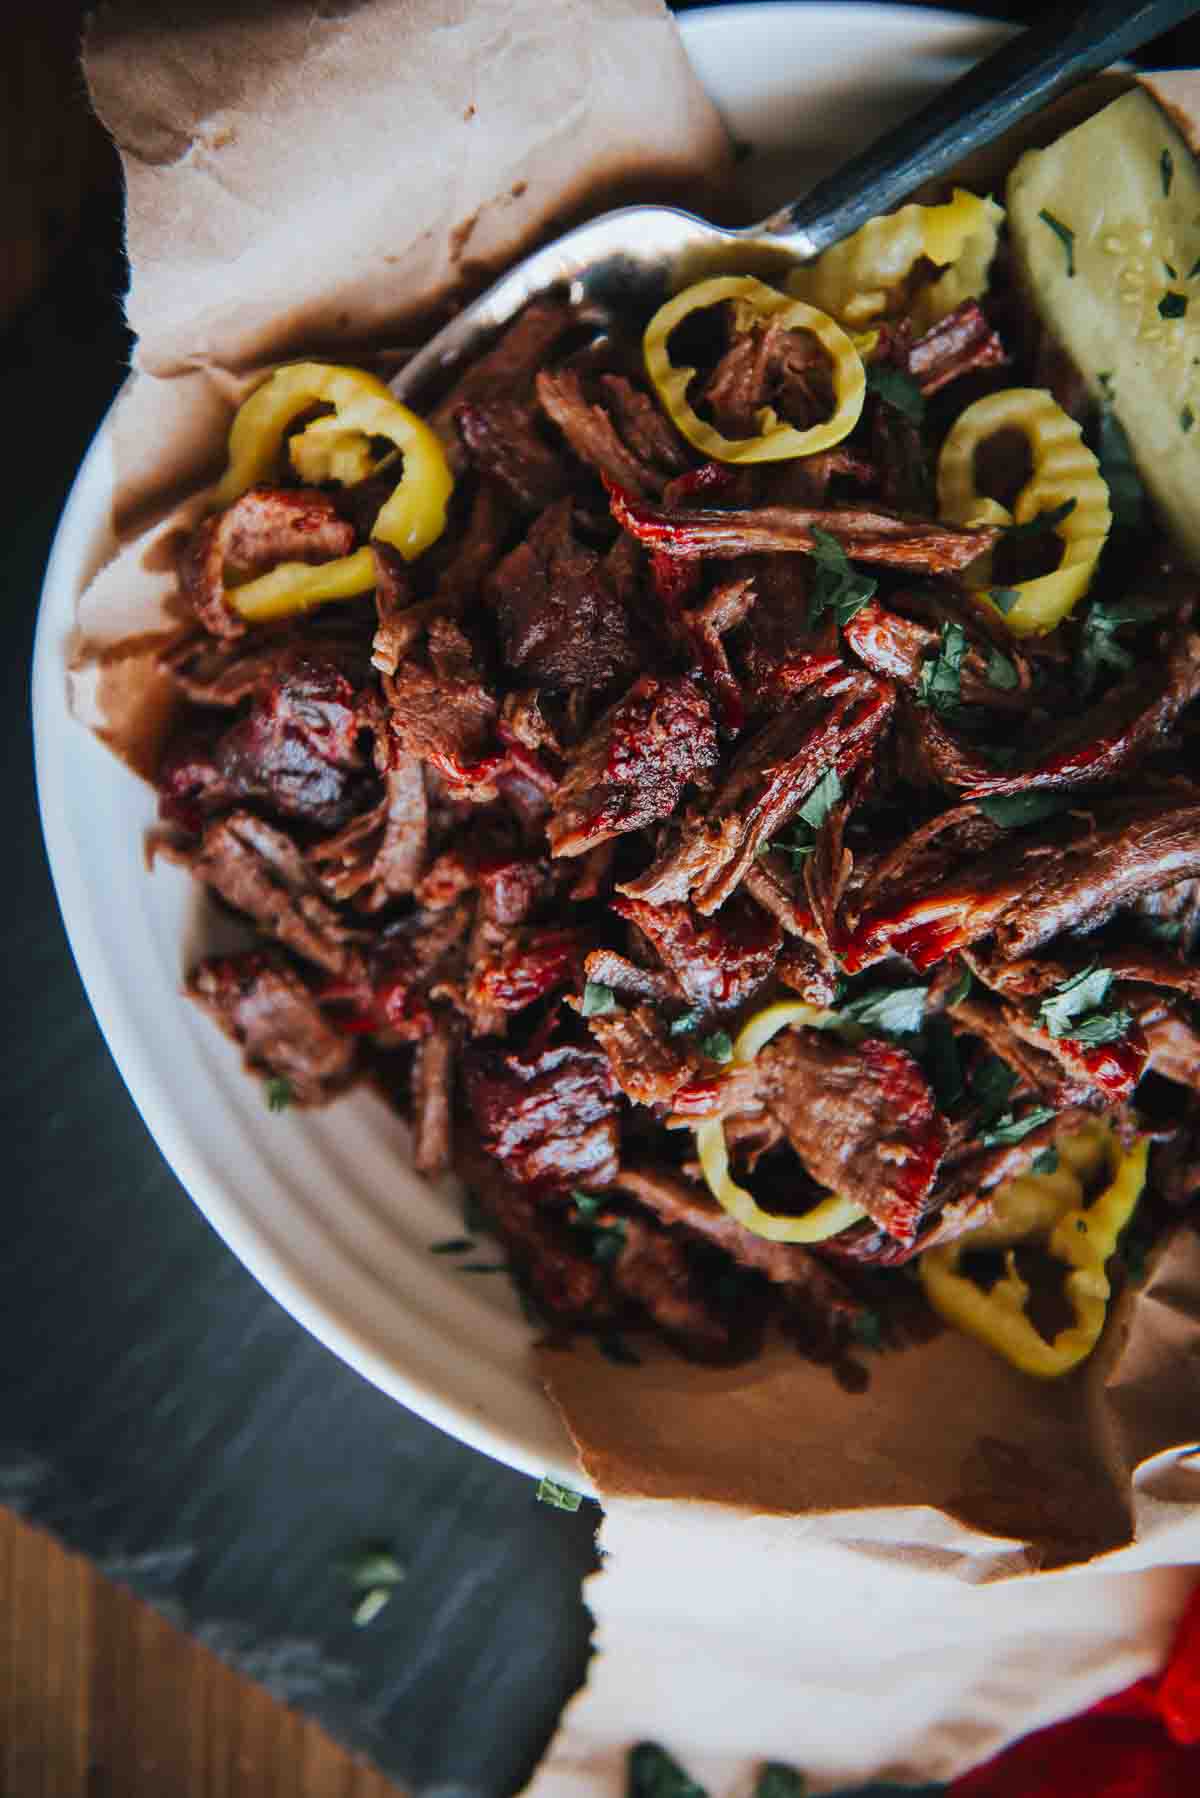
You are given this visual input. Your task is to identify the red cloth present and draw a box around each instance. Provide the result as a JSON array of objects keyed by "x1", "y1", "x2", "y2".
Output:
[{"x1": 949, "y1": 1580, "x2": 1200, "y2": 1796}]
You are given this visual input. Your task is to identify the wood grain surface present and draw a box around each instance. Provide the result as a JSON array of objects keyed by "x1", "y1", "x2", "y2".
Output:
[{"x1": 0, "y1": 1508, "x2": 404, "y2": 1798}]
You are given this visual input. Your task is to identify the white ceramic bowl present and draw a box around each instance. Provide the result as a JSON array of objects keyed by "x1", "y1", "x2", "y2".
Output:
[{"x1": 33, "y1": 5, "x2": 1009, "y2": 1482}]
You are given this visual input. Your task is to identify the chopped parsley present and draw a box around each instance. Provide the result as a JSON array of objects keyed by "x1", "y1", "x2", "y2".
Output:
[
  {"x1": 946, "y1": 965, "x2": 973, "y2": 1007},
  {"x1": 628, "y1": 1743, "x2": 708, "y2": 1798},
  {"x1": 970, "y1": 1054, "x2": 1018, "y2": 1118},
  {"x1": 850, "y1": 1308, "x2": 884, "y2": 1352},
  {"x1": 978, "y1": 791, "x2": 1069, "y2": 829},
  {"x1": 1075, "y1": 596, "x2": 1162, "y2": 697},
  {"x1": 922, "y1": 1013, "x2": 964, "y2": 1112},
  {"x1": 770, "y1": 768, "x2": 842, "y2": 869},
  {"x1": 1005, "y1": 498, "x2": 1076, "y2": 541},
  {"x1": 1031, "y1": 1147, "x2": 1060, "y2": 1175},
  {"x1": 581, "y1": 979, "x2": 617, "y2": 1016},
  {"x1": 797, "y1": 765, "x2": 843, "y2": 831},
  {"x1": 807, "y1": 527, "x2": 877, "y2": 629},
  {"x1": 755, "y1": 1765, "x2": 807, "y2": 1798},
  {"x1": 1037, "y1": 964, "x2": 1131, "y2": 1047},
  {"x1": 571, "y1": 1190, "x2": 626, "y2": 1262},
  {"x1": 989, "y1": 587, "x2": 1022, "y2": 615},
  {"x1": 344, "y1": 1543, "x2": 405, "y2": 1628},
  {"x1": 1161, "y1": 147, "x2": 1175, "y2": 196},
  {"x1": 980, "y1": 1106, "x2": 1058, "y2": 1148},
  {"x1": 1143, "y1": 917, "x2": 1184, "y2": 946},
  {"x1": 430, "y1": 1237, "x2": 474, "y2": 1255},
  {"x1": 838, "y1": 982, "x2": 927, "y2": 1037},
  {"x1": 1159, "y1": 291, "x2": 1188, "y2": 320},
  {"x1": 916, "y1": 620, "x2": 967, "y2": 717},
  {"x1": 265, "y1": 1075, "x2": 293, "y2": 1111},
  {"x1": 1038, "y1": 208, "x2": 1075, "y2": 276},
  {"x1": 701, "y1": 1030, "x2": 734, "y2": 1064},
  {"x1": 986, "y1": 646, "x2": 1019, "y2": 691},
  {"x1": 866, "y1": 362, "x2": 925, "y2": 426},
  {"x1": 1183, "y1": 405, "x2": 1195, "y2": 434},
  {"x1": 668, "y1": 1004, "x2": 705, "y2": 1036},
  {"x1": 536, "y1": 1476, "x2": 584, "y2": 1513},
  {"x1": 598, "y1": 1332, "x2": 642, "y2": 1366}
]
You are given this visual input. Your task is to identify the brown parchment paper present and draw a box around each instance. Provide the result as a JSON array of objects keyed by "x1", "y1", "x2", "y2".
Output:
[
  {"x1": 68, "y1": 15, "x2": 1200, "y2": 1782},
  {"x1": 71, "y1": 0, "x2": 731, "y2": 767}
]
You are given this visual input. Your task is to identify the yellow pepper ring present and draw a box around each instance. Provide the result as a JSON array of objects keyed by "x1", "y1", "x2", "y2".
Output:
[
  {"x1": 213, "y1": 362, "x2": 454, "y2": 623},
  {"x1": 786, "y1": 188, "x2": 1005, "y2": 334},
  {"x1": 936, "y1": 387, "x2": 1112, "y2": 638},
  {"x1": 693, "y1": 1000, "x2": 869, "y2": 1244},
  {"x1": 643, "y1": 275, "x2": 866, "y2": 464},
  {"x1": 918, "y1": 1129, "x2": 1148, "y2": 1378}
]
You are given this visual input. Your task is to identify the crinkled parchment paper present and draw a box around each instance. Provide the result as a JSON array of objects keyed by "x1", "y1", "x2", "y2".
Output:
[
  {"x1": 71, "y1": 14, "x2": 1200, "y2": 1783},
  {"x1": 72, "y1": 0, "x2": 731, "y2": 767}
]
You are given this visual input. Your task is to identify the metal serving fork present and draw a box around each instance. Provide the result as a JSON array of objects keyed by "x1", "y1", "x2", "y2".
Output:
[{"x1": 391, "y1": 0, "x2": 1196, "y2": 406}]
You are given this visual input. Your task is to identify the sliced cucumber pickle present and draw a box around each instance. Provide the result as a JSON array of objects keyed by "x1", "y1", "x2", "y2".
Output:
[{"x1": 1007, "y1": 89, "x2": 1200, "y2": 563}]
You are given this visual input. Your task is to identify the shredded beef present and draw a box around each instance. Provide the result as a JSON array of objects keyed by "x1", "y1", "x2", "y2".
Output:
[
  {"x1": 456, "y1": 400, "x2": 571, "y2": 512},
  {"x1": 758, "y1": 1029, "x2": 948, "y2": 1246},
  {"x1": 383, "y1": 654, "x2": 498, "y2": 796},
  {"x1": 485, "y1": 498, "x2": 639, "y2": 692},
  {"x1": 547, "y1": 674, "x2": 717, "y2": 857},
  {"x1": 536, "y1": 367, "x2": 663, "y2": 497},
  {"x1": 411, "y1": 1016, "x2": 455, "y2": 1174},
  {"x1": 188, "y1": 950, "x2": 356, "y2": 1104},
  {"x1": 158, "y1": 811, "x2": 366, "y2": 978},
  {"x1": 587, "y1": 1005, "x2": 693, "y2": 1109},
  {"x1": 611, "y1": 894, "x2": 781, "y2": 1013},
  {"x1": 907, "y1": 300, "x2": 1007, "y2": 395},
  {"x1": 608, "y1": 1216, "x2": 732, "y2": 1357},
  {"x1": 619, "y1": 670, "x2": 894, "y2": 913},
  {"x1": 608, "y1": 485, "x2": 999, "y2": 575},
  {"x1": 464, "y1": 1039, "x2": 620, "y2": 1190},
  {"x1": 846, "y1": 793, "x2": 1200, "y2": 972}
]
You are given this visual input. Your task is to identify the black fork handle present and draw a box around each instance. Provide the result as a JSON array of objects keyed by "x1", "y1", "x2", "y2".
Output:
[{"x1": 763, "y1": 0, "x2": 1200, "y2": 253}]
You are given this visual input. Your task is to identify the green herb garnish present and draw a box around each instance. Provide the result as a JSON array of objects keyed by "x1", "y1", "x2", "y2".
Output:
[
  {"x1": 571, "y1": 1189, "x2": 602, "y2": 1218},
  {"x1": 1037, "y1": 963, "x2": 1130, "y2": 1048},
  {"x1": 1005, "y1": 498, "x2": 1075, "y2": 541},
  {"x1": 807, "y1": 528, "x2": 878, "y2": 629},
  {"x1": 1031, "y1": 1148, "x2": 1060, "y2": 1175},
  {"x1": 430, "y1": 1237, "x2": 474, "y2": 1255},
  {"x1": 598, "y1": 1332, "x2": 643, "y2": 1366},
  {"x1": 839, "y1": 983, "x2": 927, "y2": 1037},
  {"x1": 265, "y1": 1075, "x2": 293, "y2": 1111},
  {"x1": 980, "y1": 1107, "x2": 1058, "y2": 1148},
  {"x1": 1159, "y1": 291, "x2": 1188, "y2": 320},
  {"x1": 1075, "y1": 596, "x2": 1162, "y2": 697},
  {"x1": 581, "y1": 980, "x2": 617, "y2": 1016},
  {"x1": 970, "y1": 1054, "x2": 1018, "y2": 1118},
  {"x1": 344, "y1": 1543, "x2": 405, "y2": 1628},
  {"x1": 797, "y1": 765, "x2": 843, "y2": 831},
  {"x1": 1039, "y1": 208, "x2": 1075, "y2": 276},
  {"x1": 701, "y1": 1030, "x2": 734, "y2": 1064},
  {"x1": 1183, "y1": 405, "x2": 1195, "y2": 434},
  {"x1": 536, "y1": 1476, "x2": 584, "y2": 1512},
  {"x1": 978, "y1": 791, "x2": 1069, "y2": 829},
  {"x1": 850, "y1": 1309, "x2": 884, "y2": 1353},
  {"x1": 1143, "y1": 917, "x2": 1184, "y2": 946},
  {"x1": 986, "y1": 646, "x2": 1019, "y2": 691},
  {"x1": 922, "y1": 1014, "x2": 964, "y2": 1112},
  {"x1": 628, "y1": 1743, "x2": 709, "y2": 1798},
  {"x1": 916, "y1": 620, "x2": 967, "y2": 717},
  {"x1": 866, "y1": 363, "x2": 926, "y2": 426},
  {"x1": 668, "y1": 1005, "x2": 705, "y2": 1036},
  {"x1": 754, "y1": 1766, "x2": 806, "y2": 1798},
  {"x1": 946, "y1": 966, "x2": 973, "y2": 1007}
]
